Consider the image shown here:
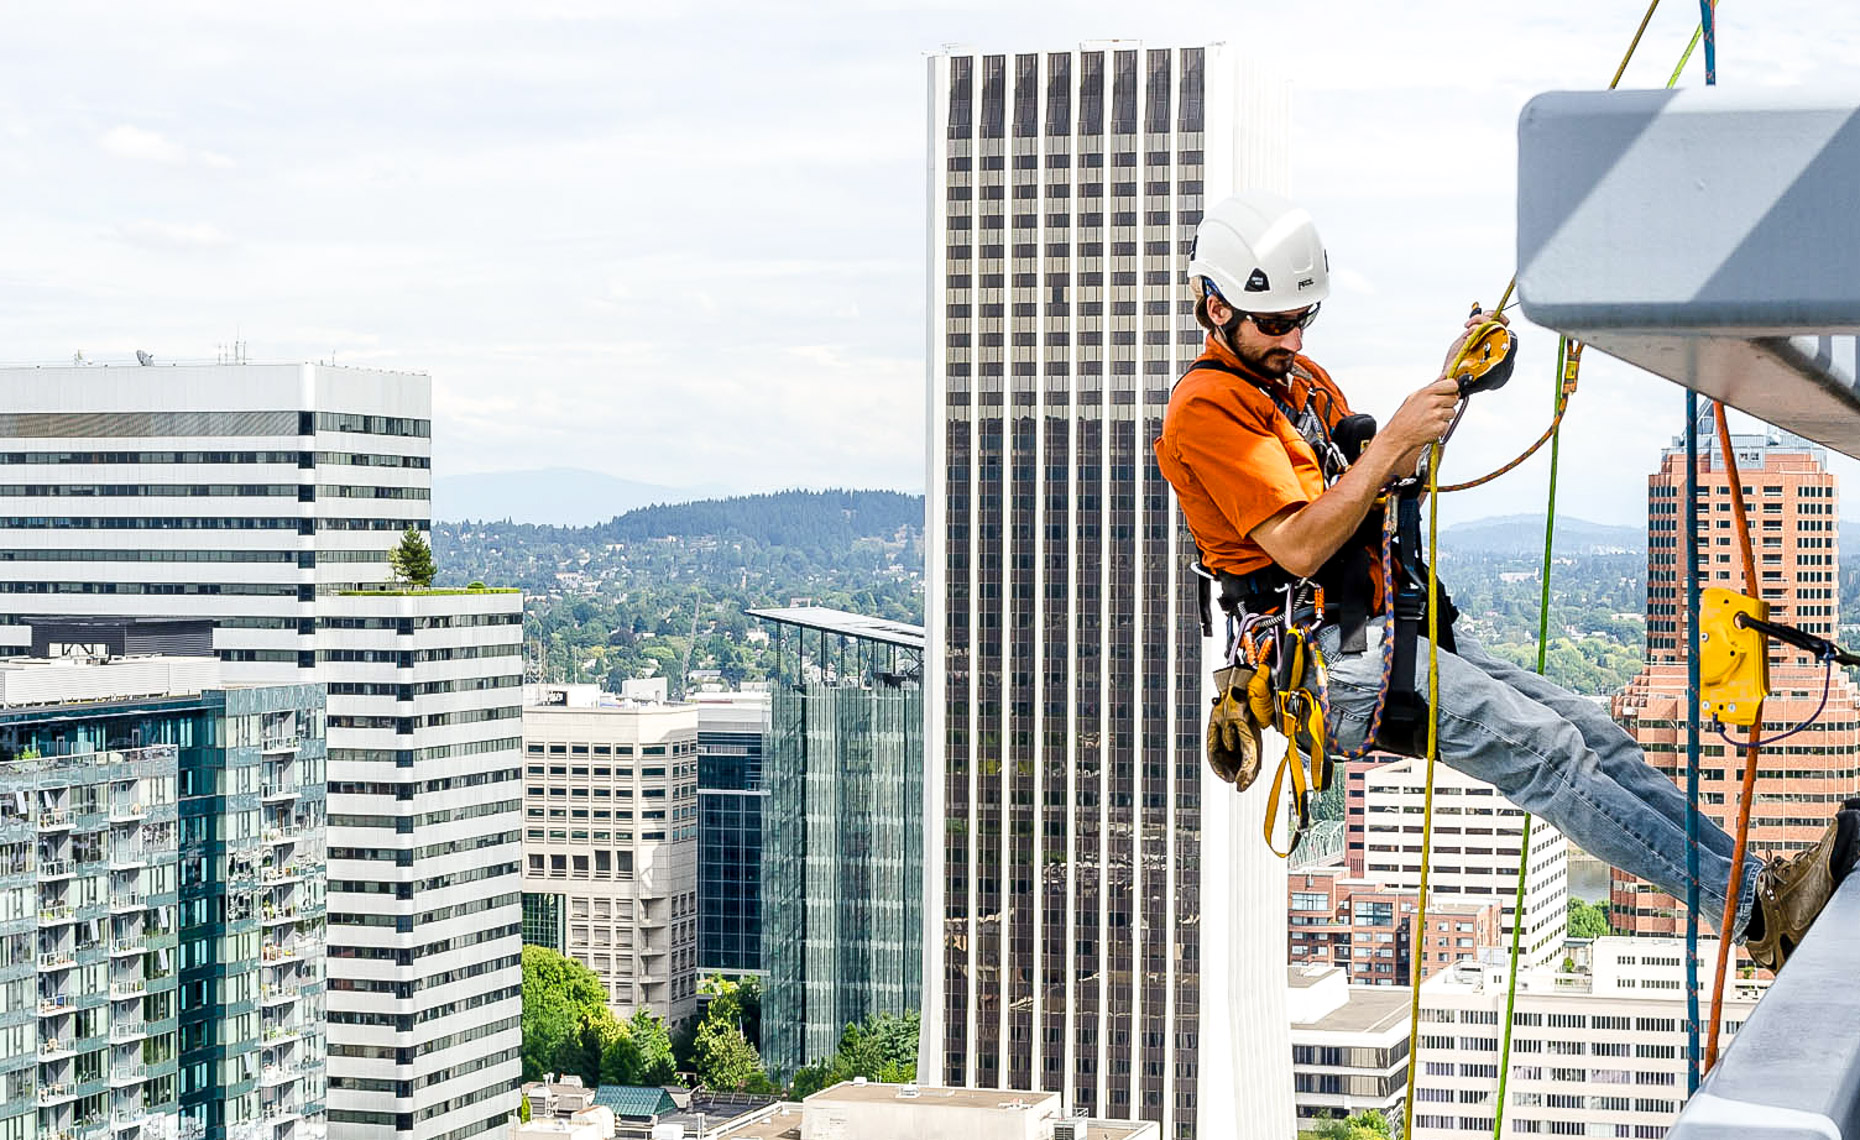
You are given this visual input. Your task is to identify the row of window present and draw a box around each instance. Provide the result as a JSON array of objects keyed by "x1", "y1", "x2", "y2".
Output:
[
  {"x1": 0, "y1": 483, "x2": 428, "y2": 498},
  {"x1": 0, "y1": 449, "x2": 428, "y2": 468},
  {"x1": 0, "y1": 408, "x2": 427, "y2": 440},
  {"x1": 525, "y1": 826, "x2": 687, "y2": 844}
]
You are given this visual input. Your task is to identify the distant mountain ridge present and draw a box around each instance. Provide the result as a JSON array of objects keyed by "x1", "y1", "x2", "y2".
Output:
[{"x1": 1441, "y1": 514, "x2": 1645, "y2": 557}]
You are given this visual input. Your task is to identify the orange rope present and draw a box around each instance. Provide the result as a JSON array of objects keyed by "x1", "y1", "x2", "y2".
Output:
[
  {"x1": 1705, "y1": 400, "x2": 1762, "y2": 1070},
  {"x1": 1438, "y1": 342, "x2": 1583, "y2": 493}
]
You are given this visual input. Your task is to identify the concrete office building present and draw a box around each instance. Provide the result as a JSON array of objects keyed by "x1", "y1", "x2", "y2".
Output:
[
  {"x1": 1409, "y1": 939, "x2": 1761, "y2": 1138},
  {"x1": 691, "y1": 690, "x2": 770, "y2": 981},
  {"x1": 1612, "y1": 423, "x2": 1860, "y2": 936},
  {"x1": 1361, "y1": 758, "x2": 1569, "y2": 971},
  {"x1": 1287, "y1": 966, "x2": 1410, "y2": 1132},
  {"x1": 924, "y1": 42, "x2": 1291, "y2": 1137},
  {"x1": 0, "y1": 363, "x2": 523, "y2": 1140},
  {"x1": 0, "y1": 627, "x2": 326, "y2": 1140},
  {"x1": 520, "y1": 682, "x2": 700, "y2": 1026}
]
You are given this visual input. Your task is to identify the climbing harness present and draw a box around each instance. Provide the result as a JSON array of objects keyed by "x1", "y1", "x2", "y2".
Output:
[{"x1": 1184, "y1": 349, "x2": 1474, "y2": 855}]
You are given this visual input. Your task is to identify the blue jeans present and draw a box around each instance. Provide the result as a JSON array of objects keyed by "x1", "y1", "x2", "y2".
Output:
[{"x1": 1318, "y1": 623, "x2": 1761, "y2": 938}]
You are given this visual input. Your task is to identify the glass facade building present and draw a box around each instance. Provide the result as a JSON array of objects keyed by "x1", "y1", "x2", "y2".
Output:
[
  {"x1": 924, "y1": 43, "x2": 1294, "y2": 1139},
  {"x1": 0, "y1": 659, "x2": 326, "y2": 1140},
  {"x1": 750, "y1": 609, "x2": 923, "y2": 1081},
  {"x1": 695, "y1": 693, "x2": 769, "y2": 979}
]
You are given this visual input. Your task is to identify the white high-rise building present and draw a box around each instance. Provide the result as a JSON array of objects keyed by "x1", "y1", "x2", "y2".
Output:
[
  {"x1": 1362, "y1": 757, "x2": 1569, "y2": 971},
  {"x1": 320, "y1": 590, "x2": 523, "y2": 1140},
  {"x1": 0, "y1": 364, "x2": 430, "y2": 672},
  {"x1": 923, "y1": 43, "x2": 1291, "y2": 1139},
  {"x1": 1410, "y1": 939, "x2": 1761, "y2": 1138},
  {"x1": 0, "y1": 362, "x2": 523, "y2": 1140},
  {"x1": 520, "y1": 682, "x2": 701, "y2": 1026}
]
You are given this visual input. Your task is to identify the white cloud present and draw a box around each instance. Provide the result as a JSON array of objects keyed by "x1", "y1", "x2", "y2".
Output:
[
  {"x1": 99, "y1": 125, "x2": 186, "y2": 165},
  {"x1": 111, "y1": 220, "x2": 234, "y2": 250},
  {"x1": 99, "y1": 125, "x2": 231, "y2": 168}
]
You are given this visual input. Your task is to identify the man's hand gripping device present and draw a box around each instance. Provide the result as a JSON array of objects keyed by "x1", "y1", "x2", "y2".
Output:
[{"x1": 1437, "y1": 305, "x2": 1518, "y2": 452}]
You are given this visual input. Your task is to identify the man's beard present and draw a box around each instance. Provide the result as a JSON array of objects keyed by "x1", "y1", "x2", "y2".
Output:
[{"x1": 1238, "y1": 342, "x2": 1296, "y2": 379}]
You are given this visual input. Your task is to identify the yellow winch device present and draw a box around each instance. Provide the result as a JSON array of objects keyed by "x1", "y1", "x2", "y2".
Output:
[{"x1": 1697, "y1": 587, "x2": 1769, "y2": 727}]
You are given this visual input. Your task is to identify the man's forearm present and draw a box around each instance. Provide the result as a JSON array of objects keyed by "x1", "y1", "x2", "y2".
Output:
[{"x1": 1250, "y1": 443, "x2": 1413, "y2": 579}]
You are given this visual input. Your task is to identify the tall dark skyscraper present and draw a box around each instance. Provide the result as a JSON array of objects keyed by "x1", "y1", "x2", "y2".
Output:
[
  {"x1": 694, "y1": 690, "x2": 769, "y2": 979},
  {"x1": 923, "y1": 42, "x2": 1294, "y2": 1139}
]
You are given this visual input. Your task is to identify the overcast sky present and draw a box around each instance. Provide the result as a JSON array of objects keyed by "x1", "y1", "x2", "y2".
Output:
[{"x1": 2, "y1": 0, "x2": 1857, "y2": 526}]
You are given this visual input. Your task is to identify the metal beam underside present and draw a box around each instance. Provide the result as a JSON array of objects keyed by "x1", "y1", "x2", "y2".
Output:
[{"x1": 1517, "y1": 89, "x2": 1860, "y2": 459}]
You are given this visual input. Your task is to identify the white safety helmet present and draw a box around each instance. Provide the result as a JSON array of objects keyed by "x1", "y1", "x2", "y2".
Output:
[{"x1": 1187, "y1": 190, "x2": 1330, "y2": 315}]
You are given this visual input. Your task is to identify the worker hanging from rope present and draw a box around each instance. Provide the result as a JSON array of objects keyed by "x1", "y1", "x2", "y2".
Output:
[{"x1": 1153, "y1": 189, "x2": 1859, "y2": 972}]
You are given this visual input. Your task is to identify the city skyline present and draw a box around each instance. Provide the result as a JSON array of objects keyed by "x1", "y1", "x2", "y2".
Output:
[{"x1": 2, "y1": 5, "x2": 1859, "y2": 1138}]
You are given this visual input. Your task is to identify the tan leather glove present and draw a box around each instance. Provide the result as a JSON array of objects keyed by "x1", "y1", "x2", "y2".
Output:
[{"x1": 1207, "y1": 666, "x2": 1263, "y2": 790}]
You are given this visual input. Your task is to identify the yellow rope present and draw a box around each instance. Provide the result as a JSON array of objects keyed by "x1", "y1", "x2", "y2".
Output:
[{"x1": 1401, "y1": 317, "x2": 1495, "y2": 1137}]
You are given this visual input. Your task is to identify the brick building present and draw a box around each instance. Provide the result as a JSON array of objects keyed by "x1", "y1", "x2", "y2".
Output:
[
  {"x1": 1611, "y1": 426, "x2": 1860, "y2": 936},
  {"x1": 1287, "y1": 866, "x2": 1503, "y2": 986}
]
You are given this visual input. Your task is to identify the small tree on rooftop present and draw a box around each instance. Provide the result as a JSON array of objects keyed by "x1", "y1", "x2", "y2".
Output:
[{"x1": 389, "y1": 526, "x2": 436, "y2": 588}]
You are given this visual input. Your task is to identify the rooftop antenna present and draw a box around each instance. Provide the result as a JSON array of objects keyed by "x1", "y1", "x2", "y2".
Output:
[{"x1": 135, "y1": 350, "x2": 154, "y2": 367}]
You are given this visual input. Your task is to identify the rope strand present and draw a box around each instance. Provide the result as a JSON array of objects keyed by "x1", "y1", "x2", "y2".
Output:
[
  {"x1": 1489, "y1": 335, "x2": 1567, "y2": 1137},
  {"x1": 1706, "y1": 398, "x2": 1760, "y2": 1072}
]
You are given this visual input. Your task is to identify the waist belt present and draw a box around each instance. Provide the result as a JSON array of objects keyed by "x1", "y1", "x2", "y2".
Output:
[{"x1": 1205, "y1": 517, "x2": 1380, "y2": 656}]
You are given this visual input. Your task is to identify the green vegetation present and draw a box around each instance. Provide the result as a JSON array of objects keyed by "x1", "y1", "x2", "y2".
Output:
[
  {"x1": 519, "y1": 947, "x2": 675, "y2": 1086},
  {"x1": 390, "y1": 525, "x2": 437, "y2": 588},
  {"x1": 788, "y1": 1010, "x2": 920, "y2": 1099},
  {"x1": 1303, "y1": 1109, "x2": 1392, "y2": 1139},
  {"x1": 1567, "y1": 897, "x2": 1612, "y2": 940},
  {"x1": 436, "y1": 490, "x2": 923, "y2": 696},
  {"x1": 688, "y1": 976, "x2": 777, "y2": 1093},
  {"x1": 1438, "y1": 549, "x2": 1647, "y2": 696}
]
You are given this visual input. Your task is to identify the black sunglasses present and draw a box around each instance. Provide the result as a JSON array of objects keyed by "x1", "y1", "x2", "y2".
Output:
[{"x1": 1246, "y1": 304, "x2": 1321, "y2": 338}]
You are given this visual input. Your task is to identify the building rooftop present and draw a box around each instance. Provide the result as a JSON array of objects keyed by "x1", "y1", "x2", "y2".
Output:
[
  {"x1": 1081, "y1": 1123, "x2": 1161, "y2": 1140},
  {"x1": 711, "y1": 1083, "x2": 1157, "y2": 1139},
  {"x1": 808, "y1": 1082, "x2": 1059, "y2": 1111},
  {"x1": 0, "y1": 654, "x2": 223, "y2": 710},
  {"x1": 745, "y1": 606, "x2": 925, "y2": 650},
  {"x1": 713, "y1": 1106, "x2": 802, "y2": 1140},
  {"x1": 1298, "y1": 985, "x2": 1415, "y2": 1035},
  {"x1": 590, "y1": 1084, "x2": 676, "y2": 1118}
]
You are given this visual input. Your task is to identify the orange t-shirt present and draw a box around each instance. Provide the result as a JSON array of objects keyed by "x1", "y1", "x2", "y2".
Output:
[{"x1": 1154, "y1": 335, "x2": 1359, "y2": 582}]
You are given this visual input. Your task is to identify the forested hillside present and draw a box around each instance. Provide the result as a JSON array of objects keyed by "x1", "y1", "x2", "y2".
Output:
[{"x1": 434, "y1": 490, "x2": 923, "y2": 693}]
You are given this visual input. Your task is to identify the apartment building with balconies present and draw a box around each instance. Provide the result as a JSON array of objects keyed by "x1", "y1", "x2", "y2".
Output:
[{"x1": 0, "y1": 628, "x2": 325, "y2": 1140}]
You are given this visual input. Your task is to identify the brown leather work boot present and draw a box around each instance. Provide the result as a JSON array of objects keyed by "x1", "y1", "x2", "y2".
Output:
[{"x1": 1747, "y1": 805, "x2": 1860, "y2": 973}]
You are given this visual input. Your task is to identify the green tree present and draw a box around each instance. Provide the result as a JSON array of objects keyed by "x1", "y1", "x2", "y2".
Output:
[
  {"x1": 624, "y1": 1010, "x2": 677, "y2": 1085},
  {"x1": 687, "y1": 976, "x2": 770, "y2": 1091},
  {"x1": 599, "y1": 1025, "x2": 642, "y2": 1086},
  {"x1": 693, "y1": 1019, "x2": 763, "y2": 1091},
  {"x1": 736, "y1": 976, "x2": 763, "y2": 1051},
  {"x1": 1567, "y1": 897, "x2": 1611, "y2": 940},
  {"x1": 698, "y1": 974, "x2": 762, "y2": 1047},
  {"x1": 1311, "y1": 1109, "x2": 1392, "y2": 1139},
  {"x1": 521, "y1": 947, "x2": 616, "y2": 1084},
  {"x1": 390, "y1": 525, "x2": 437, "y2": 588},
  {"x1": 788, "y1": 1010, "x2": 920, "y2": 1099}
]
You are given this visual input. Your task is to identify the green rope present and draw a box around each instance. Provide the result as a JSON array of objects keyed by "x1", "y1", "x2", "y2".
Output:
[
  {"x1": 1668, "y1": 1, "x2": 1721, "y2": 87},
  {"x1": 1488, "y1": 337, "x2": 1569, "y2": 1135}
]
